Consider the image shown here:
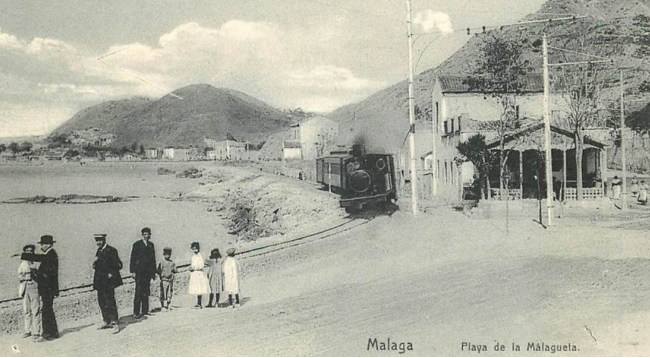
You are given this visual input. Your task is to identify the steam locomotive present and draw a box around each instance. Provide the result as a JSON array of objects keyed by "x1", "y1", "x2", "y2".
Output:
[{"x1": 316, "y1": 145, "x2": 397, "y2": 213}]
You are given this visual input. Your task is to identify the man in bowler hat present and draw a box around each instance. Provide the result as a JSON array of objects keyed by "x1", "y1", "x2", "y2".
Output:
[
  {"x1": 130, "y1": 227, "x2": 156, "y2": 318},
  {"x1": 93, "y1": 234, "x2": 123, "y2": 334},
  {"x1": 21, "y1": 235, "x2": 59, "y2": 340}
]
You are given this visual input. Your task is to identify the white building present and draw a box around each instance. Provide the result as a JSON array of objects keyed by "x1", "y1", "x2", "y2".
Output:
[
  {"x1": 206, "y1": 140, "x2": 246, "y2": 160},
  {"x1": 163, "y1": 147, "x2": 190, "y2": 161},
  {"x1": 425, "y1": 74, "x2": 606, "y2": 202},
  {"x1": 283, "y1": 116, "x2": 339, "y2": 160}
]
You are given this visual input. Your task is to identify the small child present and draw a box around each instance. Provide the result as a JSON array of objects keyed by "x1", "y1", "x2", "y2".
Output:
[
  {"x1": 187, "y1": 242, "x2": 210, "y2": 309},
  {"x1": 18, "y1": 244, "x2": 42, "y2": 341},
  {"x1": 157, "y1": 247, "x2": 177, "y2": 310},
  {"x1": 222, "y1": 248, "x2": 242, "y2": 308},
  {"x1": 205, "y1": 249, "x2": 222, "y2": 308}
]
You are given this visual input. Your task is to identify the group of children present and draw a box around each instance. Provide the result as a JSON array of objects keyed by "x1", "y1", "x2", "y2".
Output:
[
  {"x1": 158, "y1": 242, "x2": 241, "y2": 310},
  {"x1": 16, "y1": 241, "x2": 242, "y2": 340}
]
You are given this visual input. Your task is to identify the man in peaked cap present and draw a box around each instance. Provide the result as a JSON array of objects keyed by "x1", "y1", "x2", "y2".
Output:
[
  {"x1": 21, "y1": 235, "x2": 60, "y2": 340},
  {"x1": 93, "y1": 234, "x2": 123, "y2": 334}
]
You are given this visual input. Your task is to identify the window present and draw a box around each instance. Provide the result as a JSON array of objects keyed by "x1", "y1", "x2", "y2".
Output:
[
  {"x1": 450, "y1": 162, "x2": 454, "y2": 185},
  {"x1": 435, "y1": 102, "x2": 440, "y2": 132},
  {"x1": 515, "y1": 105, "x2": 520, "y2": 120},
  {"x1": 457, "y1": 117, "x2": 461, "y2": 132},
  {"x1": 444, "y1": 161, "x2": 448, "y2": 184},
  {"x1": 437, "y1": 160, "x2": 440, "y2": 179},
  {"x1": 444, "y1": 121, "x2": 448, "y2": 134},
  {"x1": 451, "y1": 118, "x2": 455, "y2": 133}
]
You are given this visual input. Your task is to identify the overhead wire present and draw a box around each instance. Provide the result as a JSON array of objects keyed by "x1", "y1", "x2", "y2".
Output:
[{"x1": 97, "y1": 59, "x2": 183, "y2": 100}]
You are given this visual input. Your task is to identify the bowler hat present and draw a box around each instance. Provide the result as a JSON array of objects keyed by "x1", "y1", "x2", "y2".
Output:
[{"x1": 38, "y1": 235, "x2": 55, "y2": 244}]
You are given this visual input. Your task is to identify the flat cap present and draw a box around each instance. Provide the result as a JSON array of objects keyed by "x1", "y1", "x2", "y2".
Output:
[{"x1": 94, "y1": 234, "x2": 107, "y2": 240}]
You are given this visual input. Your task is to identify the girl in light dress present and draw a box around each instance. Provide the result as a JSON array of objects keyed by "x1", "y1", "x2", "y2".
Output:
[
  {"x1": 187, "y1": 242, "x2": 210, "y2": 309},
  {"x1": 222, "y1": 248, "x2": 242, "y2": 308},
  {"x1": 205, "y1": 248, "x2": 222, "y2": 308}
]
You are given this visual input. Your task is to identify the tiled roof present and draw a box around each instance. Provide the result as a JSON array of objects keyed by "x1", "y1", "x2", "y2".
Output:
[{"x1": 438, "y1": 74, "x2": 544, "y2": 93}]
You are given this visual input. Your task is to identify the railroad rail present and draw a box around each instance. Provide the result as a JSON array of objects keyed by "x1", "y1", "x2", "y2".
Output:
[{"x1": 0, "y1": 218, "x2": 370, "y2": 306}]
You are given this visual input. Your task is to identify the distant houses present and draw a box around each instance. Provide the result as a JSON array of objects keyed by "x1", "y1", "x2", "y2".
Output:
[
  {"x1": 163, "y1": 147, "x2": 191, "y2": 161},
  {"x1": 205, "y1": 139, "x2": 248, "y2": 161},
  {"x1": 145, "y1": 148, "x2": 160, "y2": 159},
  {"x1": 67, "y1": 128, "x2": 114, "y2": 147}
]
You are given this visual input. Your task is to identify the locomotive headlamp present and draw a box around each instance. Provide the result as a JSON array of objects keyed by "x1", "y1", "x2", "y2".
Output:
[
  {"x1": 349, "y1": 170, "x2": 372, "y2": 193},
  {"x1": 375, "y1": 158, "x2": 386, "y2": 171}
]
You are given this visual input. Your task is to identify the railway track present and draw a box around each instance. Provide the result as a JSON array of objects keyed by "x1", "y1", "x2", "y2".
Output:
[{"x1": 0, "y1": 217, "x2": 371, "y2": 307}]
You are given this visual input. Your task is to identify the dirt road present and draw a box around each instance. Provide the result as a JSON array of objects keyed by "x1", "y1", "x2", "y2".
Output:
[{"x1": 2, "y1": 205, "x2": 650, "y2": 356}]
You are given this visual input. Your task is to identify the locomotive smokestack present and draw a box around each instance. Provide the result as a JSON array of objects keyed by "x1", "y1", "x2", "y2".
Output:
[
  {"x1": 351, "y1": 144, "x2": 365, "y2": 157},
  {"x1": 352, "y1": 134, "x2": 366, "y2": 157}
]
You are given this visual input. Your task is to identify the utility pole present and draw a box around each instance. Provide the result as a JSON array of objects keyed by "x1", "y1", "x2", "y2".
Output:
[
  {"x1": 406, "y1": 0, "x2": 419, "y2": 216},
  {"x1": 542, "y1": 34, "x2": 554, "y2": 226},
  {"x1": 620, "y1": 69, "x2": 627, "y2": 210}
]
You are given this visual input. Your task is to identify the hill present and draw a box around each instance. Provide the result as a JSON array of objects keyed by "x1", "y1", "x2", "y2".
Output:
[
  {"x1": 329, "y1": 0, "x2": 650, "y2": 153},
  {"x1": 54, "y1": 97, "x2": 153, "y2": 135},
  {"x1": 53, "y1": 84, "x2": 291, "y2": 147}
]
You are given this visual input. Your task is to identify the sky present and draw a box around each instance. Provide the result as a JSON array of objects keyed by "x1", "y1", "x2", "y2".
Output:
[{"x1": 0, "y1": 0, "x2": 547, "y2": 137}]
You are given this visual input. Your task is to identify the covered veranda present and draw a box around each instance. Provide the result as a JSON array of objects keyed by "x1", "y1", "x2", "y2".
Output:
[{"x1": 484, "y1": 123, "x2": 607, "y2": 200}]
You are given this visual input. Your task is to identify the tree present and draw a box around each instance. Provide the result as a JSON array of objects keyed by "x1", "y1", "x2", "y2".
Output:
[
  {"x1": 629, "y1": 102, "x2": 650, "y2": 135},
  {"x1": 8, "y1": 142, "x2": 19, "y2": 155},
  {"x1": 553, "y1": 50, "x2": 614, "y2": 200},
  {"x1": 48, "y1": 133, "x2": 70, "y2": 148},
  {"x1": 139, "y1": 144, "x2": 145, "y2": 155},
  {"x1": 464, "y1": 33, "x2": 532, "y2": 199},
  {"x1": 457, "y1": 134, "x2": 493, "y2": 199},
  {"x1": 64, "y1": 149, "x2": 79, "y2": 158},
  {"x1": 0, "y1": 144, "x2": 6, "y2": 153},
  {"x1": 19, "y1": 141, "x2": 32, "y2": 152},
  {"x1": 130, "y1": 142, "x2": 138, "y2": 153},
  {"x1": 226, "y1": 132, "x2": 237, "y2": 141}
]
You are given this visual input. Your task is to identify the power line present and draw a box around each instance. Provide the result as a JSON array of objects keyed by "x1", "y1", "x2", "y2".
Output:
[
  {"x1": 412, "y1": 15, "x2": 589, "y2": 36},
  {"x1": 97, "y1": 59, "x2": 183, "y2": 100}
]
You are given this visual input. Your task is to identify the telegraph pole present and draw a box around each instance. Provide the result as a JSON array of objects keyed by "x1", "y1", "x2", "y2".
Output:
[
  {"x1": 542, "y1": 34, "x2": 554, "y2": 226},
  {"x1": 406, "y1": 0, "x2": 419, "y2": 216},
  {"x1": 620, "y1": 69, "x2": 627, "y2": 210}
]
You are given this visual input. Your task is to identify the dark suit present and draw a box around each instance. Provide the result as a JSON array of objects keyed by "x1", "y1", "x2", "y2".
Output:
[
  {"x1": 21, "y1": 249, "x2": 59, "y2": 339},
  {"x1": 129, "y1": 240, "x2": 156, "y2": 315},
  {"x1": 93, "y1": 244, "x2": 123, "y2": 324}
]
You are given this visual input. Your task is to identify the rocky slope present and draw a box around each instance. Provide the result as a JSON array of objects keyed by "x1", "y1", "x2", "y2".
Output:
[{"x1": 329, "y1": 0, "x2": 650, "y2": 152}]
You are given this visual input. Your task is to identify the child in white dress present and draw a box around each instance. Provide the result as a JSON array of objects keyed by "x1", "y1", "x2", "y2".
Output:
[
  {"x1": 222, "y1": 248, "x2": 242, "y2": 308},
  {"x1": 187, "y1": 242, "x2": 210, "y2": 309}
]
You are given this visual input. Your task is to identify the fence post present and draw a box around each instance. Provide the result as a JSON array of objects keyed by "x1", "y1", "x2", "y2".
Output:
[{"x1": 328, "y1": 163, "x2": 331, "y2": 194}]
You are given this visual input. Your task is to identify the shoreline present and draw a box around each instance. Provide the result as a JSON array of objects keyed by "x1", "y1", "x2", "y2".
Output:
[{"x1": 0, "y1": 161, "x2": 346, "y2": 334}]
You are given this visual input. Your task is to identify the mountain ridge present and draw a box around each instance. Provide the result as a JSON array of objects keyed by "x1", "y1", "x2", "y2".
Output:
[{"x1": 53, "y1": 84, "x2": 292, "y2": 148}]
